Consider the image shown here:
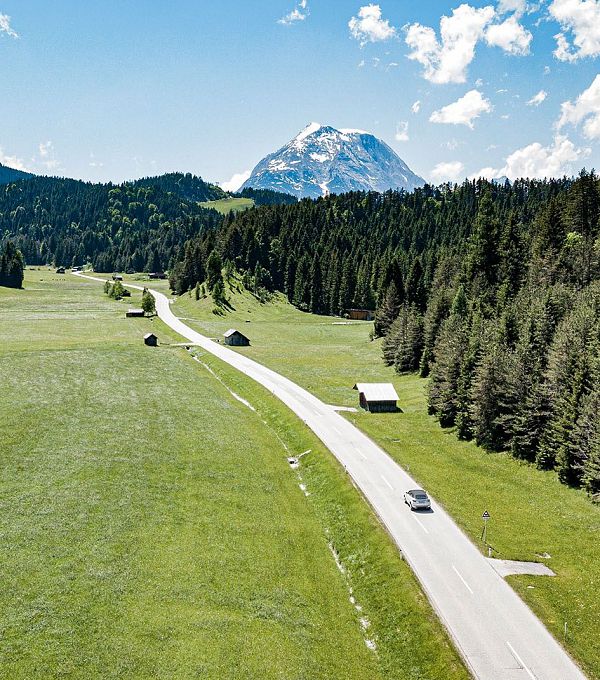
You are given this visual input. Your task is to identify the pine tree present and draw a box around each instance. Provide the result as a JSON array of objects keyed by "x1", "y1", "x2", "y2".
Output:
[
  {"x1": 382, "y1": 304, "x2": 423, "y2": 371},
  {"x1": 309, "y1": 253, "x2": 324, "y2": 314},
  {"x1": 206, "y1": 250, "x2": 223, "y2": 291},
  {"x1": 470, "y1": 337, "x2": 514, "y2": 451},
  {"x1": 374, "y1": 281, "x2": 401, "y2": 337}
]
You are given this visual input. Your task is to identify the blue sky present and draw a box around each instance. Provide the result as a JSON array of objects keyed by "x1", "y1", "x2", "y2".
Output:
[{"x1": 1, "y1": 0, "x2": 599, "y2": 187}]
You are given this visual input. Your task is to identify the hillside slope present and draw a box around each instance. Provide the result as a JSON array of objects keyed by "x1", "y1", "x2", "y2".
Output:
[{"x1": 0, "y1": 162, "x2": 34, "y2": 185}]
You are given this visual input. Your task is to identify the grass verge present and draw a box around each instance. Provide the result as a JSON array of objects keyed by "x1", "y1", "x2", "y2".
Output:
[
  {"x1": 173, "y1": 278, "x2": 600, "y2": 679},
  {"x1": 0, "y1": 271, "x2": 467, "y2": 679}
]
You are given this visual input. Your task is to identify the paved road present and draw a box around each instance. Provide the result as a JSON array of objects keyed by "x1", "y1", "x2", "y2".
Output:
[{"x1": 77, "y1": 273, "x2": 586, "y2": 680}]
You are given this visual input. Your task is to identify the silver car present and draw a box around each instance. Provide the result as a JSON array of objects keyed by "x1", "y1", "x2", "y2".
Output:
[{"x1": 404, "y1": 489, "x2": 431, "y2": 511}]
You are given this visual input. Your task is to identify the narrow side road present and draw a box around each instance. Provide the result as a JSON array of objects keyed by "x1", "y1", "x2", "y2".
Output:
[{"x1": 76, "y1": 273, "x2": 586, "y2": 680}]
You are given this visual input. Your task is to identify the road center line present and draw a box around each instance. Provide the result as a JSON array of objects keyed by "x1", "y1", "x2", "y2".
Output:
[
  {"x1": 380, "y1": 474, "x2": 394, "y2": 491},
  {"x1": 352, "y1": 444, "x2": 368, "y2": 460},
  {"x1": 414, "y1": 516, "x2": 429, "y2": 534},
  {"x1": 506, "y1": 641, "x2": 537, "y2": 680},
  {"x1": 452, "y1": 565, "x2": 474, "y2": 595}
]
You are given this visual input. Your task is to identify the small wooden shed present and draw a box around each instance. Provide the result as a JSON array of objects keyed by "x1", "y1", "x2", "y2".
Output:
[
  {"x1": 223, "y1": 329, "x2": 250, "y2": 346},
  {"x1": 144, "y1": 333, "x2": 158, "y2": 347},
  {"x1": 148, "y1": 272, "x2": 166, "y2": 279},
  {"x1": 347, "y1": 309, "x2": 375, "y2": 321},
  {"x1": 56, "y1": 267, "x2": 65, "y2": 274},
  {"x1": 353, "y1": 383, "x2": 399, "y2": 413},
  {"x1": 126, "y1": 308, "x2": 145, "y2": 318},
  {"x1": 112, "y1": 273, "x2": 123, "y2": 281}
]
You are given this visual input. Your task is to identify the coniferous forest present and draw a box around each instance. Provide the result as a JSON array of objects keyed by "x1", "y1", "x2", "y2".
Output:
[
  {"x1": 0, "y1": 173, "x2": 224, "y2": 272},
  {"x1": 3, "y1": 169, "x2": 600, "y2": 499},
  {"x1": 172, "y1": 172, "x2": 600, "y2": 500}
]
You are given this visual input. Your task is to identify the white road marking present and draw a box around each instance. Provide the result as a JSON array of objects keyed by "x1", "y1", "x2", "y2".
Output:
[
  {"x1": 414, "y1": 516, "x2": 429, "y2": 534},
  {"x1": 506, "y1": 642, "x2": 537, "y2": 680},
  {"x1": 380, "y1": 474, "x2": 394, "y2": 491},
  {"x1": 353, "y1": 444, "x2": 368, "y2": 460},
  {"x1": 452, "y1": 565, "x2": 474, "y2": 595}
]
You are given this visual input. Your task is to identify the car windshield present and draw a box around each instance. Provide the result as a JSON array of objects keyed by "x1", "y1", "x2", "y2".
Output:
[{"x1": 415, "y1": 494, "x2": 428, "y2": 500}]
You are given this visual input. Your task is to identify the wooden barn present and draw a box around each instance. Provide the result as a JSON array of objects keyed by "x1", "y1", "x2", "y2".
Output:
[
  {"x1": 353, "y1": 383, "x2": 399, "y2": 413},
  {"x1": 56, "y1": 267, "x2": 65, "y2": 274},
  {"x1": 223, "y1": 329, "x2": 250, "y2": 346},
  {"x1": 126, "y1": 308, "x2": 144, "y2": 317},
  {"x1": 346, "y1": 309, "x2": 375, "y2": 321},
  {"x1": 144, "y1": 333, "x2": 158, "y2": 347}
]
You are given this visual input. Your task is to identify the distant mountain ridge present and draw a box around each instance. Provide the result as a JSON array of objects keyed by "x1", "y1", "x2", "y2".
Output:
[
  {"x1": 0, "y1": 163, "x2": 34, "y2": 185},
  {"x1": 241, "y1": 123, "x2": 425, "y2": 199}
]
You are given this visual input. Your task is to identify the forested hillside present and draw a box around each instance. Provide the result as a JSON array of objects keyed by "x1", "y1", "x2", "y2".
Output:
[
  {"x1": 0, "y1": 173, "x2": 222, "y2": 272},
  {"x1": 0, "y1": 162, "x2": 34, "y2": 185},
  {"x1": 171, "y1": 173, "x2": 600, "y2": 499}
]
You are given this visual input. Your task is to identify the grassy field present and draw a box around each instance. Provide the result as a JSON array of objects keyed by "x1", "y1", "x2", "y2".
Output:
[
  {"x1": 173, "y1": 279, "x2": 600, "y2": 679},
  {"x1": 0, "y1": 271, "x2": 467, "y2": 679},
  {"x1": 199, "y1": 197, "x2": 255, "y2": 214}
]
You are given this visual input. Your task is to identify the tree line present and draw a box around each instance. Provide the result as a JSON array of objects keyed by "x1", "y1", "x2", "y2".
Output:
[
  {"x1": 0, "y1": 241, "x2": 24, "y2": 288},
  {"x1": 380, "y1": 173, "x2": 600, "y2": 501},
  {"x1": 0, "y1": 173, "x2": 223, "y2": 273},
  {"x1": 170, "y1": 173, "x2": 600, "y2": 500}
]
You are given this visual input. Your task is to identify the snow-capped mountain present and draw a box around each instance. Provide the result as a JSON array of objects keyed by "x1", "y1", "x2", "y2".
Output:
[{"x1": 240, "y1": 123, "x2": 424, "y2": 199}]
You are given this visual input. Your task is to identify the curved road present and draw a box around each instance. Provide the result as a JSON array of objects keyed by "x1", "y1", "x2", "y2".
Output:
[{"x1": 77, "y1": 273, "x2": 586, "y2": 680}]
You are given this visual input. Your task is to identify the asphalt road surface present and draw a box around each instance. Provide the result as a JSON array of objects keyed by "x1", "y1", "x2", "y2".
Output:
[{"x1": 77, "y1": 273, "x2": 586, "y2": 680}]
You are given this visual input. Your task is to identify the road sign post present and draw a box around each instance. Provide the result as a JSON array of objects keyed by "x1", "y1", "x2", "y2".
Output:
[{"x1": 482, "y1": 510, "x2": 490, "y2": 545}]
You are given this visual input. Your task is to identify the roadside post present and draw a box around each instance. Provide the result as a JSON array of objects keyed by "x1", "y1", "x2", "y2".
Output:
[{"x1": 482, "y1": 510, "x2": 490, "y2": 548}]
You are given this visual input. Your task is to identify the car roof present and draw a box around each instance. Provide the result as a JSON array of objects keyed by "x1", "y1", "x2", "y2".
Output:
[{"x1": 408, "y1": 489, "x2": 427, "y2": 495}]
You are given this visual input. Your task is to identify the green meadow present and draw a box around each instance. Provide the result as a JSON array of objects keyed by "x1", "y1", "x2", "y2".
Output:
[
  {"x1": 173, "y1": 278, "x2": 600, "y2": 679},
  {"x1": 199, "y1": 197, "x2": 255, "y2": 214},
  {"x1": 0, "y1": 271, "x2": 467, "y2": 679}
]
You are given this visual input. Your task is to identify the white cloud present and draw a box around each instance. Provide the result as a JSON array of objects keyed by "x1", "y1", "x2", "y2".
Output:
[
  {"x1": 550, "y1": 0, "x2": 600, "y2": 61},
  {"x1": 405, "y1": 4, "x2": 533, "y2": 84},
  {"x1": 474, "y1": 134, "x2": 590, "y2": 180},
  {"x1": 89, "y1": 153, "x2": 104, "y2": 169},
  {"x1": 497, "y1": 0, "x2": 529, "y2": 15},
  {"x1": 430, "y1": 89, "x2": 493, "y2": 128},
  {"x1": 36, "y1": 140, "x2": 60, "y2": 171},
  {"x1": 527, "y1": 89, "x2": 547, "y2": 106},
  {"x1": 39, "y1": 141, "x2": 53, "y2": 158},
  {"x1": 0, "y1": 13, "x2": 18, "y2": 38},
  {"x1": 430, "y1": 161, "x2": 465, "y2": 182},
  {"x1": 405, "y1": 4, "x2": 495, "y2": 84},
  {"x1": 485, "y1": 15, "x2": 532, "y2": 54},
  {"x1": 278, "y1": 2, "x2": 309, "y2": 25},
  {"x1": 558, "y1": 74, "x2": 600, "y2": 139},
  {"x1": 357, "y1": 59, "x2": 366, "y2": 68},
  {"x1": 471, "y1": 166, "x2": 503, "y2": 179},
  {"x1": 221, "y1": 170, "x2": 251, "y2": 193},
  {"x1": 395, "y1": 121, "x2": 409, "y2": 141},
  {"x1": 0, "y1": 147, "x2": 28, "y2": 171},
  {"x1": 411, "y1": 100, "x2": 421, "y2": 113},
  {"x1": 349, "y1": 4, "x2": 396, "y2": 46}
]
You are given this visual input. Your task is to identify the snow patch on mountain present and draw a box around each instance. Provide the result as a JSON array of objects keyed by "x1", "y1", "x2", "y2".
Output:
[{"x1": 240, "y1": 123, "x2": 425, "y2": 199}]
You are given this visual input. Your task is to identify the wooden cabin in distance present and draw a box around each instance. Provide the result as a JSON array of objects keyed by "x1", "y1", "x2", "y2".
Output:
[
  {"x1": 144, "y1": 333, "x2": 158, "y2": 347},
  {"x1": 126, "y1": 308, "x2": 145, "y2": 318},
  {"x1": 346, "y1": 309, "x2": 375, "y2": 321},
  {"x1": 353, "y1": 383, "x2": 399, "y2": 413},
  {"x1": 223, "y1": 329, "x2": 250, "y2": 347}
]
